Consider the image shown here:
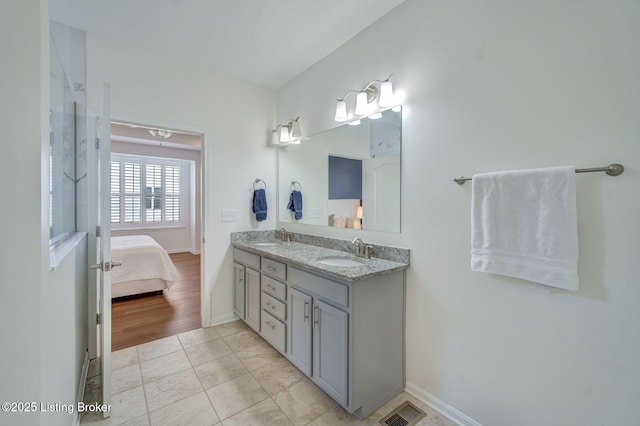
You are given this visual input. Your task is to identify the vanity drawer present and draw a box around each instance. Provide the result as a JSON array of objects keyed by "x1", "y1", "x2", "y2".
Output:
[
  {"x1": 261, "y1": 311, "x2": 286, "y2": 354},
  {"x1": 289, "y1": 267, "x2": 349, "y2": 308},
  {"x1": 262, "y1": 257, "x2": 287, "y2": 280},
  {"x1": 262, "y1": 292, "x2": 286, "y2": 321},
  {"x1": 233, "y1": 248, "x2": 260, "y2": 270},
  {"x1": 262, "y1": 275, "x2": 286, "y2": 301}
]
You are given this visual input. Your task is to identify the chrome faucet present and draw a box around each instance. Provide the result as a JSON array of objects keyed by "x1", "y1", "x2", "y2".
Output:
[
  {"x1": 352, "y1": 237, "x2": 364, "y2": 256},
  {"x1": 352, "y1": 237, "x2": 374, "y2": 258}
]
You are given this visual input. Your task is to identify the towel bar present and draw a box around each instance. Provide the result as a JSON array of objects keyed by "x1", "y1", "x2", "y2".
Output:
[
  {"x1": 253, "y1": 178, "x2": 266, "y2": 190},
  {"x1": 453, "y1": 163, "x2": 624, "y2": 185}
]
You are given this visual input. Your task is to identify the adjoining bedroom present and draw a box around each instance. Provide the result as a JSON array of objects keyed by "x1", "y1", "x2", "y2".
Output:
[{"x1": 109, "y1": 122, "x2": 202, "y2": 351}]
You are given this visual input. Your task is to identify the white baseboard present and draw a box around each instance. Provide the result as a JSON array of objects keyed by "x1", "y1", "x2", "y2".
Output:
[
  {"x1": 405, "y1": 381, "x2": 482, "y2": 426},
  {"x1": 74, "y1": 351, "x2": 90, "y2": 426},
  {"x1": 210, "y1": 313, "x2": 239, "y2": 326}
]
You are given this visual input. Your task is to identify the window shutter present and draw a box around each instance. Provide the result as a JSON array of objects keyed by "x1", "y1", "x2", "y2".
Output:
[
  {"x1": 124, "y1": 161, "x2": 142, "y2": 223},
  {"x1": 165, "y1": 165, "x2": 180, "y2": 222},
  {"x1": 110, "y1": 161, "x2": 121, "y2": 224}
]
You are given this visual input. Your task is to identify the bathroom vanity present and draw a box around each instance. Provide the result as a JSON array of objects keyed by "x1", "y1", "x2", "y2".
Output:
[{"x1": 231, "y1": 231, "x2": 409, "y2": 419}]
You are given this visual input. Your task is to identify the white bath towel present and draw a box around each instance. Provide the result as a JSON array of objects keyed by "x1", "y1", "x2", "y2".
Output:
[{"x1": 471, "y1": 166, "x2": 579, "y2": 290}]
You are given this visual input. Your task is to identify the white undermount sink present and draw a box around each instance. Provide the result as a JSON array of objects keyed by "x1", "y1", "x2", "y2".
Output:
[
  {"x1": 316, "y1": 256, "x2": 365, "y2": 267},
  {"x1": 252, "y1": 242, "x2": 281, "y2": 247}
]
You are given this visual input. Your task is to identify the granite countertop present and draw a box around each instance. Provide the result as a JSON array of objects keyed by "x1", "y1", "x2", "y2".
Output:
[{"x1": 232, "y1": 238, "x2": 409, "y2": 282}]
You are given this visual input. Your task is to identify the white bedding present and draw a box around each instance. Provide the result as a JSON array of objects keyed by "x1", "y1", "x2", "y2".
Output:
[{"x1": 111, "y1": 235, "x2": 179, "y2": 292}]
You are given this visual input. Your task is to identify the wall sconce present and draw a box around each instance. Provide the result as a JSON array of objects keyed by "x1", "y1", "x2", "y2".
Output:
[
  {"x1": 272, "y1": 117, "x2": 302, "y2": 145},
  {"x1": 335, "y1": 74, "x2": 394, "y2": 122}
]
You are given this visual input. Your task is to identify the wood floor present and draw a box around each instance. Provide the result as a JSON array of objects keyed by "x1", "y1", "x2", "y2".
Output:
[{"x1": 111, "y1": 252, "x2": 201, "y2": 351}]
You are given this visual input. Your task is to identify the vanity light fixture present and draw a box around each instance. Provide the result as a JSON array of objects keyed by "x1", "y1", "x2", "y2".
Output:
[
  {"x1": 334, "y1": 74, "x2": 393, "y2": 122},
  {"x1": 272, "y1": 117, "x2": 303, "y2": 145},
  {"x1": 348, "y1": 120, "x2": 361, "y2": 126}
]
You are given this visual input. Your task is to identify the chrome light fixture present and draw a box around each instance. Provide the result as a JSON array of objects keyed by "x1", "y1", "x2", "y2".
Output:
[
  {"x1": 272, "y1": 117, "x2": 303, "y2": 145},
  {"x1": 334, "y1": 74, "x2": 394, "y2": 122}
]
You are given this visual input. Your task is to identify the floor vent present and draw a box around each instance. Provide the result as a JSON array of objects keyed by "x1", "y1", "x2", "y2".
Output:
[{"x1": 379, "y1": 401, "x2": 426, "y2": 426}]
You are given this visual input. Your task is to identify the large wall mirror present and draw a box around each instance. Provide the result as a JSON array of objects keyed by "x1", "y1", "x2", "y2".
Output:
[{"x1": 278, "y1": 107, "x2": 401, "y2": 233}]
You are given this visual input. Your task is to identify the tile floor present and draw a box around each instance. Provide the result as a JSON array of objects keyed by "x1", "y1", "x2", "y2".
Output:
[{"x1": 81, "y1": 320, "x2": 456, "y2": 426}]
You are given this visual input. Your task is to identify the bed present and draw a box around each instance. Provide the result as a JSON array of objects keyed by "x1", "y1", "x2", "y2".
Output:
[{"x1": 111, "y1": 235, "x2": 179, "y2": 298}]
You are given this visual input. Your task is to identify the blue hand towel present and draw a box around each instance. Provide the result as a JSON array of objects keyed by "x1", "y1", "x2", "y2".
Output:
[
  {"x1": 287, "y1": 190, "x2": 303, "y2": 220},
  {"x1": 252, "y1": 188, "x2": 268, "y2": 222}
]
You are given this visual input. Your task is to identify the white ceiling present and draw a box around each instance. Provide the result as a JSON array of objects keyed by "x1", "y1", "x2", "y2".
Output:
[{"x1": 49, "y1": 0, "x2": 405, "y2": 89}]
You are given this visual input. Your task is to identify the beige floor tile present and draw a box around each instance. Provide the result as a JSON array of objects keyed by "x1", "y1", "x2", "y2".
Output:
[
  {"x1": 213, "y1": 320, "x2": 249, "y2": 337},
  {"x1": 149, "y1": 391, "x2": 219, "y2": 426},
  {"x1": 251, "y1": 357, "x2": 304, "y2": 395},
  {"x1": 222, "y1": 329, "x2": 265, "y2": 352},
  {"x1": 272, "y1": 378, "x2": 336, "y2": 425},
  {"x1": 221, "y1": 398, "x2": 293, "y2": 426},
  {"x1": 140, "y1": 349, "x2": 191, "y2": 383},
  {"x1": 137, "y1": 336, "x2": 183, "y2": 362},
  {"x1": 109, "y1": 385, "x2": 148, "y2": 425},
  {"x1": 307, "y1": 405, "x2": 366, "y2": 426},
  {"x1": 112, "y1": 346, "x2": 139, "y2": 370},
  {"x1": 184, "y1": 339, "x2": 233, "y2": 366},
  {"x1": 111, "y1": 363, "x2": 142, "y2": 395},
  {"x1": 80, "y1": 412, "x2": 149, "y2": 425},
  {"x1": 144, "y1": 368, "x2": 204, "y2": 412},
  {"x1": 235, "y1": 340, "x2": 284, "y2": 371},
  {"x1": 194, "y1": 353, "x2": 248, "y2": 390},
  {"x1": 178, "y1": 327, "x2": 222, "y2": 348},
  {"x1": 206, "y1": 373, "x2": 269, "y2": 420}
]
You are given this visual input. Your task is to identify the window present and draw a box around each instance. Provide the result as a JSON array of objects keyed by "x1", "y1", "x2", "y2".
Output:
[{"x1": 110, "y1": 154, "x2": 187, "y2": 228}]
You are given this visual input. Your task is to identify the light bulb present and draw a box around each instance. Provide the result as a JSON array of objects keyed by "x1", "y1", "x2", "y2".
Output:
[
  {"x1": 354, "y1": 92, "x2": 368, "y2": 116},
  {"x1": 291, "y1": 119, "x2": 302, "y2": 139},
  {"x1": 334, "y1": 100, "x2": 348, "y2": 122},
  {"x1": 280, "y1": 126, "x2": 291, "y2": 143},
  {"x1": 378, "y1": 81, "x2": 393, "y2": 107}
]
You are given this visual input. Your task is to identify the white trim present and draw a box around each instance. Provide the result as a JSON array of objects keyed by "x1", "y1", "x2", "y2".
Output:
[
  {"x1": 111, "y1": 135, "x2": 201, "y2": 151},
  {"x1": 211, "y1": 313, "x2": 240, "y2": 327},
  {"x1": 405, "y1": 381, "x2": 482, "y2": 426},
  {"x1": 74, "y1": 351, "x2": 90, "y2": 426}
]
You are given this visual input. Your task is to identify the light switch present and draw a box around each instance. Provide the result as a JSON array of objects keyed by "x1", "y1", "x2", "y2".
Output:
[{"x1": 221, "y1": 209, "x2": 238, "y2": 222}]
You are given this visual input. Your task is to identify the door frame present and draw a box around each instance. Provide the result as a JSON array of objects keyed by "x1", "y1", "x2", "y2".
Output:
[{"x1": 87, "y1": 113, "x2": 211, "y2": 357}]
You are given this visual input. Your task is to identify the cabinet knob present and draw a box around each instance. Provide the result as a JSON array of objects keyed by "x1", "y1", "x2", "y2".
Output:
[{"x1": 303, "y1": 300, "x2": 309, "y2": 321}]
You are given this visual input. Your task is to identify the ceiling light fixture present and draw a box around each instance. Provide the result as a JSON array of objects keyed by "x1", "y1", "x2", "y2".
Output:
[
  {"x1": 334, "y1": 74, "x2": 393, "y2": 122},
  {"x1": 271, "y1": 117, "x2": 303, "y2": 145},
  {"x1": 148, "y1": 129, "x2": 173, "y2": 138}
]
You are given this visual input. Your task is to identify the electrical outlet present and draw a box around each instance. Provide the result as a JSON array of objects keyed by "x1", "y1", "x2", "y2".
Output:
[{"x1": 221, "y1": 209, "x2": 238, "y2": 222}]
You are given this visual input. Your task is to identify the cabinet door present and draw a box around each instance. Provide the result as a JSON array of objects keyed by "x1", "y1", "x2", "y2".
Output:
[
  {"x1": 245, "y1": 268, "x2": 261, "y2": 331},
  {"x1": 313, "y1": 299, "x2": 348, "y2": 406},
  {"x1": 288, "y1": 288, "x2": 312, "y2": 376},
  {"x1": 233, "y1": 263, "x2": 245, "y2": 319}
]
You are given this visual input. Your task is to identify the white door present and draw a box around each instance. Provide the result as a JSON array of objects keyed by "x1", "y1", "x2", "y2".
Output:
[
  {"x1": 363, "y1": 153, "x2": 400, "y2": 232},
  {"x1": 93, "y1": 82, "x2": 118, "y2": 416}
]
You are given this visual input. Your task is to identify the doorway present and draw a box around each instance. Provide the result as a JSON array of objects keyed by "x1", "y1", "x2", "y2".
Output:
[{"x1": 106, "y1": 120, "x2": 204, "y2": 351}]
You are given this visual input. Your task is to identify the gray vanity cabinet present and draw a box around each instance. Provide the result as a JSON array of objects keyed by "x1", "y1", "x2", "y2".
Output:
[
  {"x1": 233, "y1": 246, "x2": 406, "y2": 419},
  {"x1": 233, "y1": 249, "x2": 262, "y2": 332},
  {"x1": 288, "y1": 287, "x2": 312, "y2": 375},
  {"x1": 313, "y1": 298, "x2": 348, "y2": 406},
  {"x1": 289, "y1": 286, "x2": 348, "y2": 406},
  {"x1": 244, "y1": 268, "x2": 261, "y2": 332},
  {"x1": 232, "y1": 262, "x2": 245, "y2": 319}
]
